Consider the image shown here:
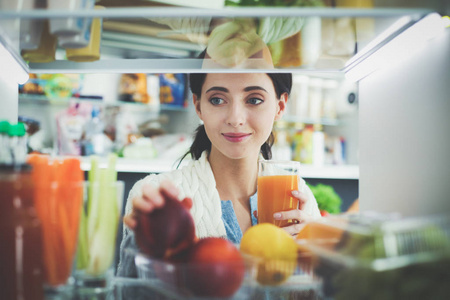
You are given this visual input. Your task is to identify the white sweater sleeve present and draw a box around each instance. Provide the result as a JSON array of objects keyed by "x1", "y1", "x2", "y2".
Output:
[{"x1": 299, "y1": 177, "x2": 322, "y2": 219}]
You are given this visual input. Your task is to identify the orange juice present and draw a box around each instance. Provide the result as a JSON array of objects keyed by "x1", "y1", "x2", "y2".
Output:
[{"x1": 257, "y1": 174, "x2": 299, "y2": 227}]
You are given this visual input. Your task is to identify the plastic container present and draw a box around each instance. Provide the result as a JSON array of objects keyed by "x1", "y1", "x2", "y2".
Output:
[
  {"x1": 21, "y1": 21, "x2": 57, "y2": 63},
  {"x1": 297, "y1": 213, "x2": 450, "y2": 300},
  {"x1": 133, "y1": 249, "x2": 322, "y2": 299},
  {"x1": 134, "y1": 250, "x2": 255, "y2": 299},
  {"x1": 66, "y1": 5, "x2": 104, "y2": 61}
]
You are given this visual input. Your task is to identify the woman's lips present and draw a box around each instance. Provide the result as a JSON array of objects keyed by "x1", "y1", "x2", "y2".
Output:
[{"x1": 222, "y1": 133, "x2": 251, "y2": 143}]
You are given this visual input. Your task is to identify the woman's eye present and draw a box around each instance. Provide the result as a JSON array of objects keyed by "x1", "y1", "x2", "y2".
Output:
[
  {"x1": 247, "y1": 98, "x2": 263, "y2": 105},
  {"x1": 209, "y1": 97, "x2": 224, "y2": 105}
]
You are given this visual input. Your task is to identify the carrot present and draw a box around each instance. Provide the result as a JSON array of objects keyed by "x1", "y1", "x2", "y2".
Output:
[
  {"x1": 64, "y1": 158, "x2": 83, "y2": 258},
  {"x1": 58, "y1": 158, "x2": 84, "y2": 281},
  {"x1": 28, "y1": 155, "x2": 57, "y2": 285}
]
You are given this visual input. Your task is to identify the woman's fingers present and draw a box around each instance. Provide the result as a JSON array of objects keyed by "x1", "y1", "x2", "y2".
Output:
[
  {"x1": 159, "y1": 180, "x2": 179, "y2": 200},
  {"x1": 291, "y1": 190, "x2": 308, "y2": 210},
  {"x1": 125, "y1": 181, "x2": 180, "y2": 229},
  {"x1": 274, "y1": 209, "x2": 312, "y2": 224},
  {"x1": 140, "y1": 184, "x2": 164, "y2": 211},
  {"x1": 274, "y1": 209, "x2": 313, "y2": 237},
  {"x1": 282, "y1": 223, "x2": 306, "y2": 237},
  {"x1": 123, "y1": 214, "x2": 136, "y2": 229}
]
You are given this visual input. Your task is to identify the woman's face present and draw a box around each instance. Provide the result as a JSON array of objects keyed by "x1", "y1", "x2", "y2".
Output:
[{"x1": 193, "y1": 73, "x2": 287, "y2": 160}]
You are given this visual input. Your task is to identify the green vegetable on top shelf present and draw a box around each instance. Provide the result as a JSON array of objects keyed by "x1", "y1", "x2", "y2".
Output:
[{"x1": 307, "y1": 183, "x2": 342, "y2": 215}]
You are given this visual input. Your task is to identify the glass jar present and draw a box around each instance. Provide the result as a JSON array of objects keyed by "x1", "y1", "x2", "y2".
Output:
[{"x1": 0, "y1": 164, "x2": 44, "y2": 300}]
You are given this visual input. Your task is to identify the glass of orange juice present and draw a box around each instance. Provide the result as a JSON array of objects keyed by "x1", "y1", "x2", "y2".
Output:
[{"x1": 257, "y1": 160, "x2": 301, "y2": 227}]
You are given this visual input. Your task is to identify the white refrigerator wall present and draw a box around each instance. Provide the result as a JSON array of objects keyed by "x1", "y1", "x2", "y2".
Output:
[
  {"x1": 0, "y1": 76, "x2": 18, "y2": 123},
  {"x1": 359, "y1": 29, "x2": 450, "y2": 217}
]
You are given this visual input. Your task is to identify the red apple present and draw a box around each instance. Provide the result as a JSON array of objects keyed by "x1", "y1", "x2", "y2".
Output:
[
  {"x1": 184, "y1": 237, "x2": 245, "y2": 298},
  {"x1": 135, "y1": 190, "x2": 196, "y2": 259}
]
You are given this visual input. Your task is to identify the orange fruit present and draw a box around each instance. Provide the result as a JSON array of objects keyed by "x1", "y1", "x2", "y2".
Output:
[{"x1": 240, "y1": 224, "x2": 297, "y2": 285}]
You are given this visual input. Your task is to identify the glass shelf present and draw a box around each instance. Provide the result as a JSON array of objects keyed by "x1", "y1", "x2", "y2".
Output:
[
  {"x1": 0, "y1": 6, "x2": 432, "y2": 74},
  {"x1": 282, "y1": 115, "x2": 340, "y2": 126},
  {"x1": 18, "y1": 93, "x2": 189, "y2": 111}
]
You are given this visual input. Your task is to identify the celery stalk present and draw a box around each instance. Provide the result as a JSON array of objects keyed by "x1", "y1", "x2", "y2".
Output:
[
  {"x1": 86, "y1": 170, "x2": 116, "y2": 275},
  {"x1": 87, "y1": 156, "x2": 100, "y2": 245},
  {"x1": 76, "y1": 155, "x2": 100, "y2": 271},
  {"x1": 76, "y1": 207, "x2": 89, "y2": 269},
  {"x1": 85, "y1": 154, "x2": 121, "y2": 275}
]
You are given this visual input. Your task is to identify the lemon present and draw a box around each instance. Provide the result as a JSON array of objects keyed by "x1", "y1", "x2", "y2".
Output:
[{"x1": 240, "y1": 223, "x2": 298, "y2": 285}]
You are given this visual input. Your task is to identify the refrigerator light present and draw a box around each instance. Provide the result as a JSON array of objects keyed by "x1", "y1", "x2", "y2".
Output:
[
  {"x1": 345, "y1": 13, "x2": 446, "y2": 82},
  {"x1": 0, "y1": 43, "x2": 29, "y2": 85}
]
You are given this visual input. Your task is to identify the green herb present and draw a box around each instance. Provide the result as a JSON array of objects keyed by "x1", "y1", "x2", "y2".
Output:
[{"x1": 307, "y1": 183, "x2": 342, "y2": 214}]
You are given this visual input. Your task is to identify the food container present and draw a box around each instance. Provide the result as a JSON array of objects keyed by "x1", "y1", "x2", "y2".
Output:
[
  {"x1": 134, "y1": 250, "x2": 256, "y2": 299},
  {"x1": 297, "y1": 212, "x2": 450, "y2": 300},
  {"x1": 133, "y1": 249, "x2": 322, "y2": 299}
]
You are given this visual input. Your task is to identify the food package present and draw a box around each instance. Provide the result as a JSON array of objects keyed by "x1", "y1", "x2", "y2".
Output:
[
  {"x1": 118, "y1": 74, "x2": 149, "y2": 104},
  {"x1": 298, "y1": 212, "x2": 450, "y2": 300},
  {"x1": 269, "y1": 17, "x2": 321, "y2": 68},
  {"x1": 159, "y1": 74, "x2": 188, "y2": 108},
  {"x1": 55, "y1": 102, "x2": 91, "y2": 155}
]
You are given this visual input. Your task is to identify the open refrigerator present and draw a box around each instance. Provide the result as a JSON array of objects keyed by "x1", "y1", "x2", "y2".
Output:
[{"x1": 0, "y1": 1, "x2": 449, "y2": 299}]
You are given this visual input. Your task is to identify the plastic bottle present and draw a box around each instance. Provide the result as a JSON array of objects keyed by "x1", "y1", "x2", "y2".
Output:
[
  {"x1": 312, "y1": 124, "x2": 325, "y2": 166},
  {"x1": 0, "y1": 120, "x2": 11, "y2": 164},
  {"x1": 308, "y1": 78, "x2": 323, "y2": 120},
  {"x1": 291, "y1": 122, "x2": 304, "y2": 162},
  {"x1": 272, "y1": 121, "x2": 292, "y2": 161},
  {"x1": 8, "y1": 122, "x2": 28, "y2": 165},
  {"x1": 299, "y1": 124, "x2": 314, "y2": 164},
  {"x1": 83, "y1": 106, "x2": 106, "y2": 156}
]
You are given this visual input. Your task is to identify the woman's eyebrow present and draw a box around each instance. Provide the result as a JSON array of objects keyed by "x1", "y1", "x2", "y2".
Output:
[
  {"x1": 244, "y1": 86, "x2": 267, "y2": 93},
  {"x1": 206, "y1": 86, "x2": 229, "y2": 93}
]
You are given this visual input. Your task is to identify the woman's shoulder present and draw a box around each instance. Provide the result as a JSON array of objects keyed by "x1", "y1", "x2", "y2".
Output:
[{"x1": 133, "y1": 155, "x2": 208, "y2": 193}]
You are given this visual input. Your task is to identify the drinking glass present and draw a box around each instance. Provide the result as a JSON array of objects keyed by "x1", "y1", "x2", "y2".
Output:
[
  {"x1": 257, "y1": 160, "x2": 301, "y2": 227},
  {"x1": 74, "y1": 179, "x2": 124, "y2": 298},
  {"x1": 35, "y1": 179, "x2": 84, "y2": 298}
]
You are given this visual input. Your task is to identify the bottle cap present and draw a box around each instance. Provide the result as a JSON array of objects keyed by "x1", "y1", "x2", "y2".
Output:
[
  {"x1": 8, "y1": 123, "x2": 26, "y2": 137},
  {"x1": 0, "y1": 121, "x2": 10, "y2": 134}
]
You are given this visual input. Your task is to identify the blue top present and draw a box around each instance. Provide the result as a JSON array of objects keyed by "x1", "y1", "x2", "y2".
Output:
[{"x1": 221, "y1": 192, "x2": 258, "y2": 244}]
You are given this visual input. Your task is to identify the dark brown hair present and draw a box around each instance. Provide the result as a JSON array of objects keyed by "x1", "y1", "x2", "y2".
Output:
[{"x1": 178, "y1": 73, "x2": 292, "y2": 165}]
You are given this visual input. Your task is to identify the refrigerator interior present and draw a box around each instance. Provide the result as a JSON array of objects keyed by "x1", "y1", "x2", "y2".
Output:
[{"x1": 0, "y1": 6, "x2": 449, "y2": 218}]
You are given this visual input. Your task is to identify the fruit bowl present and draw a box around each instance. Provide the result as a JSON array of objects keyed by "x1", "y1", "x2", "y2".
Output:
[
  {"x1": 134, "y1": 250, "x2": 258, "y2": 299},
  {"x1": 133, "y1": 249, "x2": 322, "y2": 299}
]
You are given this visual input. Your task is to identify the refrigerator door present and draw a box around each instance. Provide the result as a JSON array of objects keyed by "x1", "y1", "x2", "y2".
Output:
[{"x1": 358, "y1": 27, "x2": 450, "y2": 216}]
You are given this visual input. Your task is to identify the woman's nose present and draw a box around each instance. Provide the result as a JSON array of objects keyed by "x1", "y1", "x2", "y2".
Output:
[{"x1": 226, "y1": 103, "x2": 245, "y2": 127}]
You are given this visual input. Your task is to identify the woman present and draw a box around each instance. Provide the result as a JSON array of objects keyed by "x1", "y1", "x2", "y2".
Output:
[{"x1": 117, "y1": 73, "x2": 321, "y2": 277}]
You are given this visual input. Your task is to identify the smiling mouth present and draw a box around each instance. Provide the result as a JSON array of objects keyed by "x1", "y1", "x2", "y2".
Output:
[{"x1": 222, "y1": 133, "x2": 251, "y2": 142}]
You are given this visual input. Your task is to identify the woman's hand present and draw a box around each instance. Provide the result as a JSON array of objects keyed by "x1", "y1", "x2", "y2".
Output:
[
  {"x1": 123, "y1": 180, "x2": 181, "y2": 230},
  {"x1": 275, "y1": 190, "x2": 314, "y2": 238}
]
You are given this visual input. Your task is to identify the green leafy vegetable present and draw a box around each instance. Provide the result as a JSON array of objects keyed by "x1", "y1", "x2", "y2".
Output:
[{"x1": 308, "y1": 183, "x2": 342, "y2": 214}]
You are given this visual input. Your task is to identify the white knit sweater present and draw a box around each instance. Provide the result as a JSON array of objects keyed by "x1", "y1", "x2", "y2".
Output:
[{"x1": 124, "y1": 151, "x2": 227, "y2": 238}]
